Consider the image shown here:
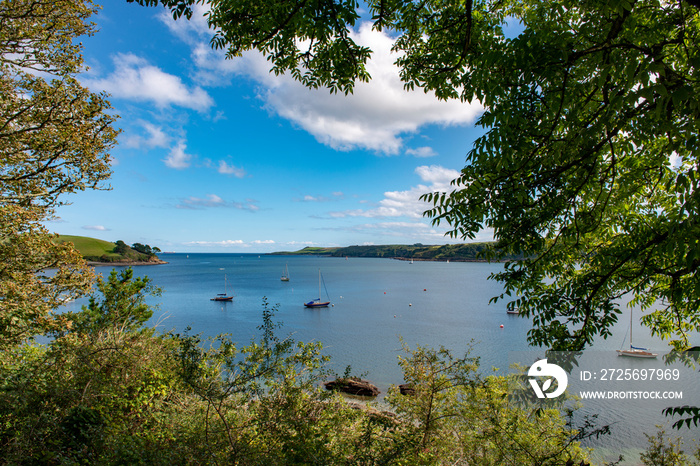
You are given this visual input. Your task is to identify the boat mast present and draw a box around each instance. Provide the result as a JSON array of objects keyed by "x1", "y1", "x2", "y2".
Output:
[{"x1": 629, "y1": 307, "x2": 633, "y2": 348}]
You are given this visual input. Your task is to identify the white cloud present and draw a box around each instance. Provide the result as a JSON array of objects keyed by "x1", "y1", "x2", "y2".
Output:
[
  {"x1": 164, "y1": 141, "x2": 192, "y2": 169},
  {"x1": 160, "y1": 10, "x2": 482, "y2": 154},
  {"x1": 82, "y1": 225, "x2": 110, "y2": 231},
  {"x1": 178, "y1": 194, "x2": 225, "y2": 208},
  {"x1": 185, "y1": 239, "x2": 245, "y2": 247},
  {"x1": 321, "y1": 220, "x2": 468, "y2": 244},
  {"x1": 414, "y1": 165, "x2": 460, "y2": 187},
  {"x1": 405, "y1": 146, "x2": 437, "y2": 158},
  {"x1": 83, "y1": 53, "x2": 214, "y2": 111},
  {"x1": 330, "y1": 165, "x2": 460, "y2": 219},
  {"x1": 322, "y1": 220, "x2": 492, "y2": 244},
  {"x1": 260, "y1": 24, "x2": 482, "y2": 154},
  {"x1": 176, "y1": 194, "x2": 259, "y2": 211},
  {"x1": 183, "y1": 239, "x2": 274, "y2": 248},
  {"x1": 124, "y1": 121, "x2": 171, "y2": 149},
  {"x1": 217, "y1": 161, "x2": 247, "y2": 178},
  {"x1": 285, "y1": 240, "x2": 318, "y2": 247},
  {"x1": 299, "y1": 191, "x2": 344, "y2": 202}
]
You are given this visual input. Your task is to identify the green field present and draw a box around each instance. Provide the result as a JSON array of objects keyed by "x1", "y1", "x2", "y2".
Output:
[
  {"x1": 55, "y1": 235, "x2": 120, "y2": 258},
  {"x1": 55, "y1": 235, "x2": 153, "y2": 262}
]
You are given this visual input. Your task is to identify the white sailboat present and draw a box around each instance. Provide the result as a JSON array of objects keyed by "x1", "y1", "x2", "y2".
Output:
[
  {"x1": 617, "y1": 308, "x2": 657, "y2": 358},
  {"x1": 281, "y1": 263, "x2": 290, "y2": 282},
  {"x1": 304, "y1": 269, "x2": 330, "y2": 308},
  {"x1": 211, "y1": 274, "x2": 233, "y2": 302}
]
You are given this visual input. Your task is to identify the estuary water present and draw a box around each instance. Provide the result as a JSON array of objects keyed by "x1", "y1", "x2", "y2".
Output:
[{"x1": 62, "y1": 253, "x2": 698, "y2": 464}]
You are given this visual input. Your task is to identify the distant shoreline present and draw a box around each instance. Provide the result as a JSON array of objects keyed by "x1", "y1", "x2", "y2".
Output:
[
  {"x1": 87, "y1": 259, "x2": 168, "y2": 267},
  {"x1": 392, "y1": 257, "x2": 493, "y2": 263},
  {"x1": 270, "y1": 243, "x2": 520, "y2": 262}
]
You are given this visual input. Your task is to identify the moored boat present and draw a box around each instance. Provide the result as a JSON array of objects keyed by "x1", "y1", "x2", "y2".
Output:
[
  {"x1": 305, "y1": 269, "x2": 330, "y2": 308},
  {"x1": 211, "y1": 274, "x2": 234, "y2": 301},
  {"x1": 617, "y1": 308, "x2": 657, "y2": 358}
]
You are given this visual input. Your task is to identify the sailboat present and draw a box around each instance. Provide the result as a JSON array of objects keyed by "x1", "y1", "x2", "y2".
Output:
[
  {"x1": 211, "y1": 274, "x2": 233, "y2": 301},
  {"x1": 617, "y1": 308, "x2": 657, "y2": 358},
  {"x1": 304, "y1": 269, "x2": 330, "y2": 308},
  {"x1": 281, "y1": 264, "x2": 290, "y2": 282}
]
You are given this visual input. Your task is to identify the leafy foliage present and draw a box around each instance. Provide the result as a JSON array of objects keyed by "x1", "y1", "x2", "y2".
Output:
[
  {"x1": 639, "y1": 427, "x2": 698, "y2": 466},
  {"x1": 60, "y1": 268, "x2": 160, "y2": 336},
  {"x1": 130, "y1": 0, "x2": 371, "y2": 95},
  {"x1": 417, "y1": 0, "x2": 700, "y2": 352},
  {"x1": 386, "y1": 342, "x2": 592, "y2": 465},
  {"x1": 664, "y1": 406, "x2": 700, "y2": 431},
  {"x1": 113, "y1": 240, "x2": 129, "y2": 255},
  {"x1": 131, "y1": 242, "x2": 161, "y2": 256},
  {"x1": 0, "y1": 0, "x2": 119, "y2": 349}
]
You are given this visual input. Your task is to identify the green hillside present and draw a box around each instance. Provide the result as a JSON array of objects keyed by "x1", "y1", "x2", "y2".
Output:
[
  {"x1": 56, "y1": 235, "x2": 121, "y2": 259},
  {"x1": 273, "y1": 243, "x2": 522, "y2": 261},
  {"x1": 55, "y1": 235, "x2": 159, "y2": 263}
]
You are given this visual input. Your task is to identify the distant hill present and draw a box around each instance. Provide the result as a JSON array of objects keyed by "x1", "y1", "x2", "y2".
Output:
[
  {"x1": 55, "y1": 235, "x2": 165, "y2": 264},
  {"x1": 272, "y1": 243, "x2": 521, "y2": 262}
]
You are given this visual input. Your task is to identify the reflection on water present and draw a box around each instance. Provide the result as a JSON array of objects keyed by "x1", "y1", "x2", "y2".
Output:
[{"x1": 60, "y1": 253, "x2": 697, "y2": 464}]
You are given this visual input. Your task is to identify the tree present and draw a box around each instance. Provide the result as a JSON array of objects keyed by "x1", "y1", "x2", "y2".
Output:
[
  {"x1": 61, "y1": 268, "x2": 160, "y2": 336},
  {"x1": 385, "y1": 342, "x2": 592, "y2": 465},
  {"x1": 133, "y1": 0, "x2": 700, "y2": 353},
  {"x1": 0, "y1": 0, "x2": 119, "y2": 349},
  {"x1": 639, "y1": 428, "x2": 697, "y2": 466},
  {"x1": 113, "y1": 240, "x2": 129, "y2": 255}
]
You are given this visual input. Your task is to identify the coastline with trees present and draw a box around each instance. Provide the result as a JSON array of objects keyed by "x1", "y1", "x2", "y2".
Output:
[
  {"x1": 54, "y1": 235, "x2": 167, "y2": 265},
  {"x1": 2, "y1": 0, "x2": 698, "y2": 463},
  {"x1": 272, "y1": 242, "x2": 523, "y2": 262}
]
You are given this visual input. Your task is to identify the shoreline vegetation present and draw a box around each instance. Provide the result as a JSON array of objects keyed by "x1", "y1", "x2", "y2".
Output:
[
  {"x1": 56, "y1": 235, "x2": 167, "y2": 265},
  {"x1": 58, "y1": 235, "x2": 520, "y2": 264},
  {"x1": 272, "y1": 242, "x2": 522, "y2": 262}
]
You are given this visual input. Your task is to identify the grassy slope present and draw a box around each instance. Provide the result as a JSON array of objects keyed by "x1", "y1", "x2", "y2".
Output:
[
  {"x1": 56, "y1": 235, "x2": 121, "y2": 259},
  {"x1": 55, "y1": 235, "x2": 153, "y2": 262}
]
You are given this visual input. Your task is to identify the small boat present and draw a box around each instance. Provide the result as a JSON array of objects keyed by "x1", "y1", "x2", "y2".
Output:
[
  {"x1": 211, "y1": 274, "x2": 233, "y2": 301},
  {"x1": 506, "y1": 308, "x2": 520, "y2": 315},
  {"x1": 617, "y1": 308, "x2": 657, "y2": 358},
  {"x1": 305, "y1": 269, "x2": 330, "y2": 308},
  {"x1": 281, "y1": 264, "x2": 290, "y2": 282}
]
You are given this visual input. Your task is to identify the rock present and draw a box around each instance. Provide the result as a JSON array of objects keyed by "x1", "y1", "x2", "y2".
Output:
[
  {"x1": 324, "y1": 378, "x2": 380, "y2": 397},
  {"x1": 398, "y1": 383, "x2": 415, "y2": 396}
]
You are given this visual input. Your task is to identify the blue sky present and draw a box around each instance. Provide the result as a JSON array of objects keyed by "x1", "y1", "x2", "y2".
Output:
[{"x1": 51, "y1": 1, "x2": 491, "y2": 253}]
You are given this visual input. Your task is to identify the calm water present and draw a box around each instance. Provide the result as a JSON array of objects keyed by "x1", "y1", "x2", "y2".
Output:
[{"x1": 63, "y1": 253, "x2": 697, "y2": 464}]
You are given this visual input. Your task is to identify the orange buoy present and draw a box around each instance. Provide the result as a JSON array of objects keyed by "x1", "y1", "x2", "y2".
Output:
[{"x1": 499, "y1": 324, "x2": 504, "y2": 328}]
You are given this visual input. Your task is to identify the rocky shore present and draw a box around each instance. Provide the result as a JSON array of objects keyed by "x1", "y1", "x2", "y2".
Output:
[{"x1": 87, "y1": 258, "x2": 168, "y2": 267}]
